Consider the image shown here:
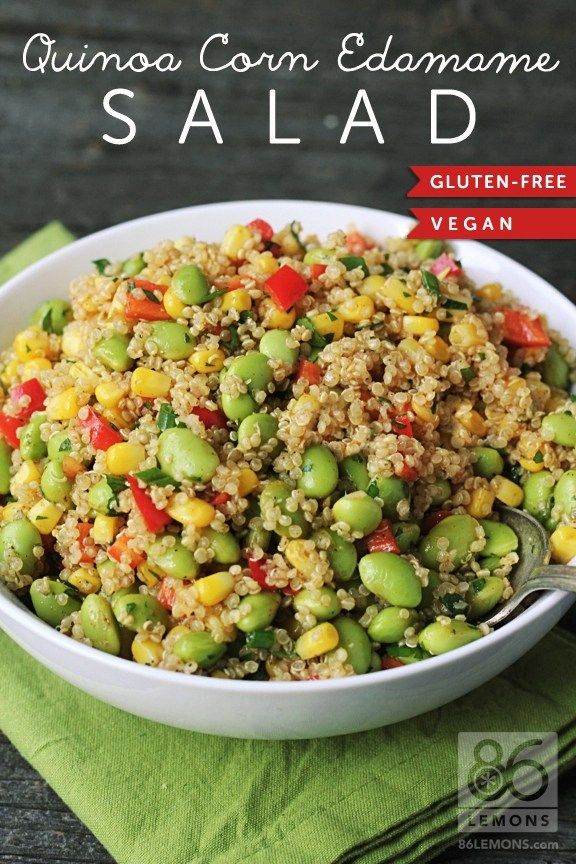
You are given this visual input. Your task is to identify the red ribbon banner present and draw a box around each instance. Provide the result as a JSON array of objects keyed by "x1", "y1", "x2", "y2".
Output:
[
  {"x1": 408, "y1": 166, "x2": 576, "y2": 198},
  {"x1": 407, "y1": 208, "x2": 576, "y2": 240}
]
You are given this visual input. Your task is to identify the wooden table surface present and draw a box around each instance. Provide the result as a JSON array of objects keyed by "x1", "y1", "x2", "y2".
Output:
[{"x1": 1, "y1": 1, "x2": 575, "y2": 861}]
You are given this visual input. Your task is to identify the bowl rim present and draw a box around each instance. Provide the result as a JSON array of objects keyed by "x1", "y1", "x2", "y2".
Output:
[{"x1": 0, "y1": 198, "x2": 572, "y2": 694}]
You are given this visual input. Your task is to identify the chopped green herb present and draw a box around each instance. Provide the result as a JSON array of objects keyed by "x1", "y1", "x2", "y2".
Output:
[
  {"x1": 533, "y1": 450, "x2": 544, "y2": 464},
  {"x1": 142, "y1": 288, "x2": 161, "y2": 304},
  {"x1": 225, "y1": 325, "x2": 241, "y2": 354},
  {"x1": 441, "y1": 592, "x2": 469, "y2": 616},
  {"x1": 442, "y1": 298, "x2": 469, "y2": 311},
  {"x1": 135, "y1": 467, "x2": 180, "y2": 489},
  {"x1": 470, "y1": 578, "x2": 486, "y2": 594},
  {"x1": 58, "y1": 438, "x2": 72, "y2": 452},
  {"x1": 460, "y1": 367, "x2": 476, "y2": 382},
  {"x1": 381, "y1": 263, "x2": 393, "y2": 276},
  {"x1": 93, "y1": 258, "x2": 111, "y2": 275},
  {"x1": 366, "y1": 480, "x2": 379, "y2": 499},
  {"x1": 420, "y1": 269, "x2": 440, "y2": 298},
  {"x1": 245, "y1": 630, "x2": 275, "y2": 651},
  {"x1": 239, "y1": 310, "x2": 254, "y2": 323},
  {"x1": 340, "y1": 255, "x2": 370, "y2": 278},
  {"x1": 479, "y1": 352, "x2": 486, "y2": 361},
  {"x1": 40, "y1": 307, "x2": 53, "y2": 333},
  {"x1": 157, "y1": 403, "x2": 184, "y2": 432}
]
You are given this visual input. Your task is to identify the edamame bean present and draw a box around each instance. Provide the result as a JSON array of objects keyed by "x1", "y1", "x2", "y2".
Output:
[
  {"x1": 173, "y1": 631, "x2": 227, "y2": 667},
  {"x1": 19, "y1": 413, "x2": 48, "y2": 461},
  {"x1": 30, "y1": 578, "x2": 81, "y2": 627},
  {"x1": 245, "y1": 517, "x2": 272, "y2": 551},
  {"x1": 415, "y1": 239, "x2": 444, "y2": 260},
  {"x1": 259, "y1": 480, "x2": 310, "y2": 538},
  {"x1": 332, "y1": 491, "x2": 382, "y2": 536},
  {"x1": 171, "y1": 264, "x2": 210, "y2": 305},
  {"x1": 367, "y1": 607, "x2": 418, "y2": 643},
  {"x1": 331, "y1": 617, "x2": 372, "y2": 674},
  {"x1": 359, "y1": 552, "x2": 422, "y2": 607},
  {"x1": 237, "y1": 413, "x2": 280, "y2": 453},
  {"x1": 418, "y1": 514, "x2": 480, "y2": 570},
  {"x1": 539, "y1": 345, "x2": 570, "y2": 390},
  {"x1": 221, "y1": 392, "x2": 257, "y2": 422},
  {"x1": 314, "y1": 529, "x2": 358, "y2": 582},
  {"x1": 236, "y1": 592, "x2": 281, "y2": 632},
  {"x1": 31, "y1": 299, "x2": 72, "y2": 335},
  {"x1": 227, "y1": 352, "x2": 273, "y2": 396},
  {"x1": 40, "y1": 461, "x2": 73, "y2": 504},
  {"x1": 47, "y1": 430, "x2": 72, "y2": 466},
  {"x1": 522, "y1": 470, "x2": 556, "y2": 523},
  {"x1": 203, "y1": 527, "x2": 241, "y2": 564},
  {"x1": 148, "y1": 537, "x2": 200, "y2": 579},
  {"x1": 0, "y1": 439, "x2": 12, "y2": 495},
  {"x1": 478, "y1": 555, "x2": 504, "y2": 573},
  {"x1": 111, "y1": 592, "x2": 168, "y2": 632},
  {"x1": 81, "y1": 594, "x2": 122, "y2": 654},
  {"x1": 122, "y1": 253, "x2": 145, "y2": 277},
  {"x1": 339, "y1": 455, "x2": 370, "y2": 492},
  {"x1": 150, "y1": 321, "x2": 196, "y2": 361},
  {"x1": 259, "y1": 329, "x2": 299, "y2": 368},
  {"x1": 479, "y1": 519, "x2": 518, "y2": 557},
  {"x1": 158, "y1": 427, "x2": 219, "y2": 483},
  {"x1": 418, "y1": 619, "x2": 481, "y2": 655},
  {"x1": 303, "y1": 247, "x2": 335, "y2": 265},
  {"x1": 466, "y1": 576, "x2": 504, "y2": 620},
  {"x1": 392, "y1": 522, "x2": 420, "y2": 553},
  {"x1": 553, "y1": 469, "x2": 576, "y2": 521},
  {"x1": 471, "y1": 447, "x2": 504, "y2": 478},
  {"x1": 298, "y1": 444, "x2": 339, "y2": 499},
  {"x1": 0, "y1": 518, "x2": 42, "y2": 576},
  {"x1": 429, "y1": 479, "x2": 451, "y2": 506},
  {"x1": 293, "y1": 586, "x2": 341, "y2": 621},
  {"x1": 372, "y1": 476, "x2": 410, "y2": 519},
  {"x1": 420, "y1": 569, "x2": 440, "y2": 608},
  {"x1": 94, "y1": 333, "x2": 133, "y2": 372},
  {"x1": 541, "y1": 412, "x2": 576, "y2": 447},
  {"x1": 88, "y1": 478, "x2": 117, "y2": 515}
]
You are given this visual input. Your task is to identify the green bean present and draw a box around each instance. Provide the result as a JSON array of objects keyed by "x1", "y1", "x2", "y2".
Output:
[
  {"x1": 367, "y1": 607, "x2": 418, "y2": 643},
  {"x1": 522, "y1": 471, "x2": 556, "y2": 523},
  {"x1": 0, "y1": 439, "x2": 12, "y2": 495},
  {"x1": 553, "y1": 469, "x2": 576, "y2": 521},
  {"x1": 470, "y1": 447, "x2": 504, "y2": 478},
  {"x1": 173, "y1": 631, "x2": 227, "y2": 667},
  {"x1": 111, "y1": 592, "x2": 168, "y2": 632},
  {"x1": 418, "y1": 514, "x2": 480, "y2": 570},
  {"x1": 40, "y1": 461, "x2": 72, "y2": 504},
  {"x1": 150, "y1": 321, "x2": 196, "y2": 361},
  {"x1": 47, "y1": 430, "x2": 72, "y2": 466},
  {"x1": 30, "y1": 578, "x2": 81, "y2": 627},
  {"x1": 81, "y1": 595, "x2": 122, "y2": 654},
  {"x1": 203, "y1": 527, "x2": 241, "y2": 564},
  {"x1": 19, "y1": 413, "x2": 48, "y2": 461},
  {"x1": 339, "y1": 455, "x2": 370, "y2": 492},
  {"x1": 331, "y1": 617, "x2": 372, "y2": 674},
  {"x1": 94, "y1": 333, "x2": 133, "y2": 372},
  {"x1": 332, "y1": 491, "x2": 382, "y2": 536},
  {"x1": 171, "y1": 264, "x2": 210, "y2": 305},
  {"x1": 418, "y1": 619, "x2": 482, "y2": 655},
  {"x1": 157, "y1": 427, "x2": 219, "y2": 483},
  {"x1": 0, "y1": 518, "x2": 42, "y2": 576},
  {"x1": 429, "y1": 479, "x2": 451, "y2": 506},
  {"x1": 539, "y1": 345, "x2": 570, "y2": 390},
  {"x1": 466, "y1": 576, "x2": 504, "y2": 620},
  {"x1": 31, "y1": 299, "x2": 72, "y2": 335},
  {"x1": 479, "y1": 519, "x2": 518, "y2": 557},
  {"x1": 372, "y1": 476, "x2": 410, "y2": 519},
  {"x1": 88, "y1": 478, "x2": 117, "y2": 515},
  {"x1": 237, "y1": 412, "x2": 280, "y2": 453},
  {"x1": 392, "y1": 522, "x2": 420, "y2": 553},
  {"x1": 148, "y1": 537, "x2": 200, "y2": 580},
  {"x1": 236, "y1": 592, "x2": 281, "y2": 632},
  {"x1": 293, "y1": 586, "x2": 341, "y2": 621},
  {"x1": 541, "y1": 412, "x2": 576, "y2": 447},
  {"x1": 259, "y1": 480, "x2": 310, "y2": 538},
  {"x1": 259, "y1": 329, "x2": 299, "y2": 368},
  {"x1": 314, "y1": 529, "x2": 358, "y2": 582},
  {"x1": 359, "y1": 552, "x2": 422, "y2": 607},
  {"x1": 415, "y1": 239, "x2": 444, "y2": 260},
  {"x1": 298, "y1": 444, "x2": 339, "y2": 499},
  {"x1": 122, "y1": 253, "x2": 146, "y2": 277}
]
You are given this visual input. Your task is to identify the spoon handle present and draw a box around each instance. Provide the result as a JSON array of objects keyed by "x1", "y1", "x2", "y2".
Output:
[{"x1": 483, "y1": 564, "x2": 576, "y2": 627}]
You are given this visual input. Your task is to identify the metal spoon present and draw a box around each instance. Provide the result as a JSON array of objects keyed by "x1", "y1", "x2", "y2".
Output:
[{"x1": 482, "y1": 505, "x2": 576, "y2": 627}]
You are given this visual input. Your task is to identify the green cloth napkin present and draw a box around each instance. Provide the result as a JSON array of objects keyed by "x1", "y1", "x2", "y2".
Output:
[
  {"x1": 1, "y1": 225, "x2": 576, "y2": 864},
  {"x1": 0, "y1": 222, "x2": 75, "y2": 285}
]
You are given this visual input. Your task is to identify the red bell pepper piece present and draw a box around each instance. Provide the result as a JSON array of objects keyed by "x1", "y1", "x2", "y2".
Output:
[
  {"x1": 211, "y1": 491, "x2": 231, "y2": 508},
  {"x1": 127, "y1": 475, "x2": 172, "y2": 533},
  {"x1": 9, "y1": 378, "x2": 46, "y2": 421},
  {"x1": 296, "y1": 359, "x2": 322, "y2": 385},
  {"x1": 310, "y1": 263, "x2": 327, "y2": 280},
  {"x1": 265, "y1": 264, "x2": 308, "y2": 311},
  {"x1": 500, "y1": 309, "x2": 551, "y2": 348},
  {"x1": 398, "y1": 463, "x2": 419, "y2": 482},
  {"x1": 421, "y1": 508, "x2": 452, "y2": 535},
  {"x1": 157, "y1": 578, "x2": 177, "y2": 612},
  {"x1": 247, "y1": 219, "x2": 274, "y2": 243},
  {"x1": 192, "y1": 406, "x2": 228, "y2": 429},
  {"x1": 391, "y1": 413, "x2": 414, "y2": 438},
  {"x1": 0, "y1": 414, "x2": 25, "y2": 449},
  {"x1": 430, "y1": 253, "x2": 462, "y2": 278},
  {"x1": 108, "y1": 532, "x2": 145, "y2": 569},
  {"x1": 367, "y1": 519, "x2": 400, "y2": 554},
  {"x1": 80, "y1": 407, "x2": 124, "y2": 451},
  {"x1": 381, "y1": 655, "x2": 405, "y2": 670},
  {"x1": 247, "y1": 553, "x2": 274, "y2": 591},
  {"x1": 345, "y1": 231, "x2": 370, "y2": 254},
  {"x1": 76, "y1": 522, "x2": 97, "y2": 562},
  {"x1": 125, "y1": 279, "x2": 170, "y2": 322}
]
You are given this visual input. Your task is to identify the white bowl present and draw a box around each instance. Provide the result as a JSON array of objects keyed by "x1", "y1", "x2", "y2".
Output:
[{"x1": 0, "y1": 200, "x2": 573, "y2": 739}]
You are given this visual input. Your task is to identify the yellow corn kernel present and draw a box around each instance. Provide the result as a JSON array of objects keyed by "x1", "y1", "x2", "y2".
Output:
[
  {"x1": 337, "y1": 295, "x2": 375, "y2": 323},
  {"x1": 455, "y1": 406, "x2": 488, "y2": 437},
  {"x1": 95, "y1": 381, "x2": 127, "y2": 409},
  {"x1": 221, "y1": 224, "x2": 252, "y2": 259},
  {"x1": 137, "y1": 561, "x2": 164, "y2": 588},
  {"x1": 61, "y1": 325, "x2": 84, "y2": 359},
  {"x1": 92, "y1": 514, "x2": 122, "y2": 545},
  {"x1": 477, "y1": 282, "x2": 503, "y2": 302},
  {"x1": 260, "y1": 298, "x2": 296, "y2": 330},
  {"x1": 189, "y1": 348, "x2": 226, "y2": 374},
  {"x1": 295, "y1": 622, "x2": 339, "y2": 660},
  {"x1": 22, "y1": 358, "x2": 52, "y2": 381},
  {"x1": 1, "y1": 359, "x2": 20, "y2": 387},
  {"x1": 167, "y1": 624, "x2": 190, "y2": 643},
  {"x1": 132, "y1": 637, "x2": 164, "y2": 665},
  {"x1": 253, "y1": 253, "x2": 279, "y2": 276},
  {"x1": 106, "y1": 442, "x2": 146, "y2": 475},
  {"x1": 491, "y1": 475, "x2": 524, "y2": 508},
  {"x1": 221, "y1": 288, "x2": 252, "y2": 313},
  {"x1": 13, "y1": 327, "x2": 50, "y2": 362},
  {"x1": 28, "y1": 499, "x2": 63, "y2": 534},
  {"x1": 398, "y1": 337, "x2": 427, "y2": 364},
  {"x1": 69, "y1": 361, "x2": 100, "y2": 392},
  {"x1": 411, "y1": 400, "x2": 436, "y2": 425},
  {"x1": 195, "y1": 571, "x2": 234, "y2": 606},
  {"x1": 312, "y1": 312, "x2": 344, "y2": 341},
  {"x1": 45, "y1": 387, "x2": 79, "y2": 421},
  {"x1": 2, "y1": 502, "x2": 23, "y2": 523},
  {"x1": 421, "y1": 335, "x2": 451, "y2": 363},
  {"x1": 102, "y1": 407, "x2": 126, "y2": 429},
  {"x1": 167, "y1": 497, "x2": 215, "y2": 528},
  {"x1": 358, "y1": 274, "x2": 387, "y2": 300},
  {"x1": 163, "y1": 288, "x2": 186, "y2": 319},
  {"x1": 11, "y1": 461, "x2": 41, "y2": 488},
  {"x1": 467, "y1": 487, "x2": 496, "y2": 519},
  {"x1": 294, "y1": 394, "x2": 321, "y2": 416},
  {"x1": 68, "y1": 567, "x2": 102, "y2": 595},
  {"x1": 237, "y1": 467, "x2": 259, "y2": 497},
  {"x1": 518, "y1": 456, "x2": 545, "y2": 473},
  {"x1": 285, "y1": 539, "x2": 317, "y2": 578},
  {"x1": 403, "y1": 315, "x2": 439, "y2": 336},
  {"x1": 130, "y1": 367, "x2": 172, "y2": 398},
  {"x1": 550, "y1": 526, "x2": 576, "y2": 564},
  {"x1": 449, "y1": 321, "x2": 486, "y2": 349},
  {"x1": 379, "y1": 276, "x2": 418, "y2": 313}
]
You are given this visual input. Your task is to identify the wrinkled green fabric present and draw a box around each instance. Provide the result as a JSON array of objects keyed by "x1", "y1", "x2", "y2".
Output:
[
  {"x1": 0, "y1": 227, "x2": 575, "y2": 864},
  {"x1": 0, "y1": 222, "x2": 74, "y2": 285}
]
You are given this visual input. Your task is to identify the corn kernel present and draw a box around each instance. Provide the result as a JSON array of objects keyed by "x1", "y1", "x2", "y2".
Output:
[
  {"x1": 467, "y1": 487, "x2": 496, "y2": 519},
  {"x1": 2, "y1": 502, "x2": 23, "y2": 523},
  {"x1": 449, "y1": 321, "x2": 487, "y2": 349},
  {"x1": 45, "y1": 387, "x2": 79, "y2": 421},
  {"x1": 22, "y1": 358, "x2": 52, "y2": 381},
  {"x1": 379, "y1": 276, "x2": 418, "y2": 313},
  {"x1": 253, "y1": 253, "x2": 279, "y2": 276},
  {"x1": 95, "y1": 381, "x2": 127, "y2": 409},
  {"x1": 11, "y1": 461, "x2": 41, "y2": 489},
  {"x1": 167, "y1": 497, "x2": 215, "y2": 528},
  {"x1": 195, "y1": 571, "x2": 234, "y2": 606},
  {"x1": 61, "y1": 325, "x2": 84, "y2": 359},
  {"x1": 421, "y1": 335, "x2": 451, "y2": 363},
  {"x1": 130, "y1": 367, "x2": 172, "y2": 398},
  {"x1": 237, "y1": 467, "x2": 259, "y2": 496},
  {"x1": 518, "y1": 456, "x2": 545, "y2": 473},
  {"x1": 13, "y1": 327, "x2": 50, "y2": 362},
  {"x1": 337, "y1": 295, "x2": 375, "y2": 323},
  {"x1": 403, "y1": 316, "x2": 439, "y2": 336},
  {"x1": 295, "y1": 622, "x2": 339, "y2": 659},
  {"x1": 221, "y1": 289, "x2": 252, "y2": 313},
  {"x1": 491, "y1": 475, "x2": 524, "y2": 508},
  {"x1": 260, "y1": 298, "x2": 296, "y2": 330},
  {"x1": 62, "y1": 455, "x2": 84, "y2": 479},
  {"x1": 28, "y1": 499, "x2": 62, "y2": 534},
  {"x1": 106, "y1": 442, "x2": 146, "y2": 475},
  {"x1": 550, "y1": 526, "x2": 576, "y2": 564},
  {"x1": 162, "y1": 288, "x2": 186, "y2": 319},
  {"x1": 69, "y1": 362, "x2": 100, "y2": 391},
  {"x1": 411, "y1": 400, "x2": 436, "y2": 425},
  {"x1": 221, "y1": 224, "x2": 252, "y2": 259},
  {"x1": 312, "y1": 311, "x2": 344, "y2": 340},
  {"x1": 398, "y1": 337, "x2": 427, "y2": 364},
  {"x1": 132, "y1": 637, "x2": 164, "y2": 665},
  {"x1": 358, "y1": 274, "x2": 387, "y2": 300},
  {"x1": 137, "y1": 561, "x2": 164, "y2": 587},
  {"x1": 92, "y1": 514, "x2": 122, "y2": 545},
  {"x1": 455, "y1": 406, "x2": 488, "y2": 437},
  {"x1": 68, "y1": 567, "x2": 101, "y2": 595},
  {"x1": 477, "y1": 282, "x2": 503, "y2": 302},
  {"x1": 285, "y1": 539, "x2": 317, "y2": 578},
  {"x1": 1, "y1": 359, "x2": 20, "y2": 387},
  {"x1": 167, "y1": 625, "x2": 190, "y2": 642},
  {"x1": 189, "y1": 348, "x2": 226, "y2": 374},
  {"x1": 295, "y1": 394, "x2": 321, "y2": 416},
  {"x1": 102, "y1": 407, "x2": 126, "y2": 429}
]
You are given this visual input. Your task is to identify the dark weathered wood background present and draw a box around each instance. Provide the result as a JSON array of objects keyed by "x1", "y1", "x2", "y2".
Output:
[{"x1": 0, "y1": 1, "x2": 575, "y2": 862}]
